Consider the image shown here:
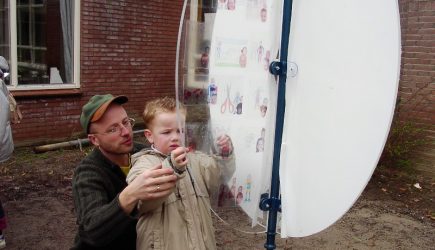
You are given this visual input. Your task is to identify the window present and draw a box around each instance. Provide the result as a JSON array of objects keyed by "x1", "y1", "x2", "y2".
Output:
[{"x1": 0, "y1": 0, "x2": 80, "y2": 90}]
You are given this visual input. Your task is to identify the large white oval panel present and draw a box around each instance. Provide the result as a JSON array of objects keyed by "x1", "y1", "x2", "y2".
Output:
[{"x1": 280, "y1": 0, "x2": 401, "y2": 237}]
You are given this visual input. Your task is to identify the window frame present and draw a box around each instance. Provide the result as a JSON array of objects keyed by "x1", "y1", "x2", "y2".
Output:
[{"x1": 7, "y1": 0, "x2": 80, "y2": 91}]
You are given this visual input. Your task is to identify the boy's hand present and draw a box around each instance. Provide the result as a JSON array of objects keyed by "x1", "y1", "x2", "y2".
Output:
[
  {"x1": 170, "y1": 147, "x2": 189, "y2": 169},
  {"x1": 216, "y1": 135, "x2": 233, "y2": 158}
]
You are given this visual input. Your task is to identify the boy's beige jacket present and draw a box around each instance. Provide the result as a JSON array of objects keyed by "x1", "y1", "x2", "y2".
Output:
[{"x1": 127, "y1": 149, "x2": 235, "y2": 250}]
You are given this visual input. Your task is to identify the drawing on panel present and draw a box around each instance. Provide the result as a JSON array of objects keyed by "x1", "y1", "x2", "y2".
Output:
[
  {"x1": 263, "y1": 50, "x2": 271, "y2": 71},
  {"x1": 233, "y1": 91, "x2": 243, "y2": 115},
  {"x1": 245, "y1": 174, "x2": 252, "y2": 202},
  {"x1": 221, "y1": 85, "x2": 235, "y2": 114},
  {"x1": 227, "y1": 0, "x2": 236, "y2": 10},
  {"x1": 207, "y1": 78, "x2": 218, "y2": 104},
  {"x1": 257, "y1": 41, "x2": 264, "y2": 62},
  {"x1": 260, "y1": 97, "x2": 268, "y2": 117},
  {"x1": 218, "y1": 0, "x2": 227, "y2": 10},
  {"x1": 236, "y1": 186, "x2": 244, "y2": 204},
  {"x1": 256, "y1": 128, "x2": 265, "y2": 152},
  {"x1": 239, "y1": 46, "x2": 248, "y2": 68},
  {"x1": 214, "y1": 38, "x2": 248, "y2": 68}
]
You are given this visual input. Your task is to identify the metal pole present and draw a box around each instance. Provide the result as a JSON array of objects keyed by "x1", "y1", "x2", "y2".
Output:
[{"x1": 259, "y1": 0, "x2": 293, "y2": 249}]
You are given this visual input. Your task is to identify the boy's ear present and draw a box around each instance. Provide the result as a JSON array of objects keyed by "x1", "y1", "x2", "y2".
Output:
[{"x1": 144, "y1": 129, "x2": 154, "y2": 144}]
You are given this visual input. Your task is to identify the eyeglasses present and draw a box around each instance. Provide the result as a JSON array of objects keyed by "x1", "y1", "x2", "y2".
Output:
[{"x1": 90, "y1": 117, "x2": 135, "y2": 136}]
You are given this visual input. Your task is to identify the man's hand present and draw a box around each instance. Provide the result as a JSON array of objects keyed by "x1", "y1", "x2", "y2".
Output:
[{"x1": 119, "y1": 164, "x2": 177, "y2": 214}]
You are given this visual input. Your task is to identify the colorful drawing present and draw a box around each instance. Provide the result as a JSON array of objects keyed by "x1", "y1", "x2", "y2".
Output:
[
  {"x1": 236, "y1": 186, "x2": 244, "y2": 205},
  {"x1": 245, "y1": 174, "x2": 252, "y2": 202},
  {"x1": 227, "y1": 0, "x2": 236, "y2": 10},
  {"x1": 208, "y1": 78, "x2": 218, "y2": 104},
  {"x1": 257, "y1": 42, "x2": 264, "y2": 62},
  {"x1": 256, "y1": 128, "x2": 265, "y2": 152},
  {"x1": 233, "y1": 91, "x2": 243, "y2": 115},
  {"x1": 260, "y1": 7, "x2": 267, "y2": 22},
  {"x1": 260, "y1": 97, "x2": 268, "y2": 117},
  {"x1": 218, "y1": 0, "x2": 227, "y2": 10},
  {"x1": 221, "y1": 85, "x2": 235, "y2": 114},
  {"x1": 239, "y1": 46, "x2": 248, "y2": 68},
  {"x1": 263, "y1": 50, "x2": 271, "y2": 71},
  {"x1": 214, "y1": 38, "x2": 247, "y2": 68}
]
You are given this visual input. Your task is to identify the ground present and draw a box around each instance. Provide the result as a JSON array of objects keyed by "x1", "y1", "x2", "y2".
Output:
[{"x1": 0, "y1": 145, "x2": 433, "y2": 250}]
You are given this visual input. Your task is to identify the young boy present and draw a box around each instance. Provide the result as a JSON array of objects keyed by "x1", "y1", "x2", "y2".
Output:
[{"x1": 126, "y1": 97, "x2": 235, "y2": 250}]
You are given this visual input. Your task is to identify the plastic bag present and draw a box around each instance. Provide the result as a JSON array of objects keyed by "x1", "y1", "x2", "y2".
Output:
[{"x1": 8, "y1": 93, "x2": 23, "y2": 124}]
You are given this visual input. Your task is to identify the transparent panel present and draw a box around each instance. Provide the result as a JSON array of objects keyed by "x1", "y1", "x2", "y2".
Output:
[{"x1": 175, "y1": 0, "x2": 282, "y2": 237}]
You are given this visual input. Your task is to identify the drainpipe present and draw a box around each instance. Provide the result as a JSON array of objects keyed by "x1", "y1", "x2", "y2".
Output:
[{"x1": 33, "y1": 129, "x2": 145, "y2": 153}]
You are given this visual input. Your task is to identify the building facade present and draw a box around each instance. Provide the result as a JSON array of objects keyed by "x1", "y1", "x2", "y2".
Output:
[{"x1": 2, "y1": 0, "x2": 433, "y2": 169}]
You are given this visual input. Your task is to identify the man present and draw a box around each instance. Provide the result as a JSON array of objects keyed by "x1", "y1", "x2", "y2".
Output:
[{"x1": 72, "y1": 94, "x2": 177, "y2": 250}]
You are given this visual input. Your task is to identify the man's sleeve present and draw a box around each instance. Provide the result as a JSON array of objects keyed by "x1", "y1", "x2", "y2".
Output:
[{"x1": 72, "y1": 165, "x2": 135, "y2": 247}]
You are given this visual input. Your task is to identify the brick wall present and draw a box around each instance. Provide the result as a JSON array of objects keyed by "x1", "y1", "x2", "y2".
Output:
[
  {"x1": 10, "y1": 0, "x2": 435, "y2": 166},
  {"x1": 397, "y1": 0, "x2": 434, "y2": 172},
  {"x1": 12, "y1": 0, "x2": 183, "y2": 145}
]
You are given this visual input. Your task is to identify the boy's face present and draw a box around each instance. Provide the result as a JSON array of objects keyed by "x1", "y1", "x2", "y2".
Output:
[{"x1": 145, "y1": 111, "x2": 184, "y2": 155}]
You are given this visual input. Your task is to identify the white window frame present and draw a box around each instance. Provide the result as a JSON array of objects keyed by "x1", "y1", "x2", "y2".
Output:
[{"x1": 8, "y1": 0, "x2": 80, "y2": 90}]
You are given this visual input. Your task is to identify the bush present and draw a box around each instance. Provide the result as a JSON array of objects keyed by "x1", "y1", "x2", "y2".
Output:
[{"x1": 379, "y1": 120, "x2": 428, "y2": 169}]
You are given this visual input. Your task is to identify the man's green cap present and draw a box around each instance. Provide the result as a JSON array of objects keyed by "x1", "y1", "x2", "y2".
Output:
[{"x1": 80, "y1": 94, "x2": 128, "y2": 134}]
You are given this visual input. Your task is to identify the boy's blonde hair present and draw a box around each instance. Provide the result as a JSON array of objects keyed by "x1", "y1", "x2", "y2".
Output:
[{"x1": 142, "y1": 97, "x2": 186, "y2": 129}]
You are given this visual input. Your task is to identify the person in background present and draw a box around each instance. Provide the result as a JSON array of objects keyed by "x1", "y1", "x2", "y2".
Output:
[
  {"x1": 0, "y1": 200, "x2": 6, "y2": 249},
  {"x1": 0, "y1": 56, "x2": 13, "y2": 163},
  {"x1": 126, "y1": 97, "x2": 235, "y2": 249},
  {"x1": 72, "y1": 94, "x2": 177, "y2": 250},
  {"x1": 0, "y1": 56, "x2": 12, "y2": 249}
]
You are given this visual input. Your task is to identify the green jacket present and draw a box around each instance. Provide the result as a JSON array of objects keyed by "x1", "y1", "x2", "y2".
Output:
[{"x1": 71, "y1": 143, "x2": 145, "y2": 250}]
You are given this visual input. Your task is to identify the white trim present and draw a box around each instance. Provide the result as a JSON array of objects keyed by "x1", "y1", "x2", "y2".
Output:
[
  {"x1": 73, "y1": 0, "x2": 80, "y2": 87},
  {"x1": 10, "y1": 0, "x2": 17, "y2": 87}
]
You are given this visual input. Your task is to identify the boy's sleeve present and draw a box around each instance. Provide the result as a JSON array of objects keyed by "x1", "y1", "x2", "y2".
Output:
[
  {"x1": 196, "y1": 151, "x2": 236, "y2": 195},
  {"x1": 213, "y1": 152, "x2": 236, "y2": 184},
  {"x1": 126, "y1": 151, "x2": 168, "y2": 214}
]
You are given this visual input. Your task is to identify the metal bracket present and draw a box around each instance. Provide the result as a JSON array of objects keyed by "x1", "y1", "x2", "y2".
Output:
[
  {"x1": 269, "y1": 61, "x2": 287, "y2": 76},
  {"x1": 259, "y1": 193, "x2": 282, "y2": 212}
]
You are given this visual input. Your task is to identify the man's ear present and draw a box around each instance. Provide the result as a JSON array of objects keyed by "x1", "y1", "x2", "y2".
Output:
[
  {"x1": 88, "y1": 134, "x2": 99, "y2": 147},
  {"x1": 144, "y1": 129, "x2": 153, "y2": 144}
]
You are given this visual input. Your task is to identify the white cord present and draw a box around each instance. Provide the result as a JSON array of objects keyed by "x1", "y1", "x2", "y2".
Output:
[{"x1": 211, "y1": 207, "x2": 268, "y2": 235}]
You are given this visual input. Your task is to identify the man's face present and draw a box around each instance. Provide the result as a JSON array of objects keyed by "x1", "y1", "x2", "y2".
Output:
[
  {"x1": 88, "y1": 104, "x2": 133, "y2": 155},
  {"x1": 145, "y1": 112, "x2": 184, "y2": 155}
]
